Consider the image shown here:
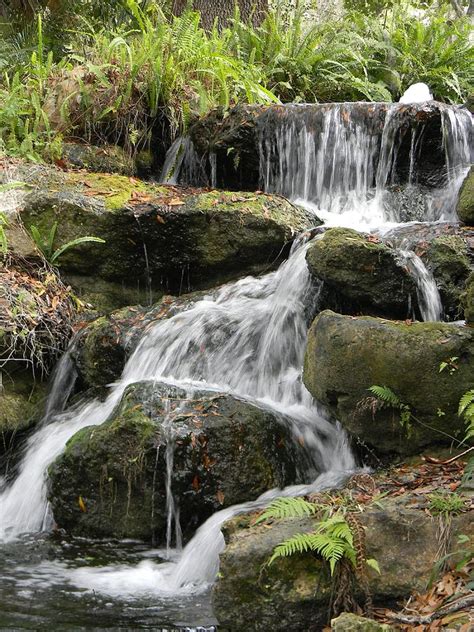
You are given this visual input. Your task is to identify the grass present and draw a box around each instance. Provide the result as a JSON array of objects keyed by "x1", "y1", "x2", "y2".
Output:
[{"x1": 0, "y1": 0, "x2": 471, "y2": 162}]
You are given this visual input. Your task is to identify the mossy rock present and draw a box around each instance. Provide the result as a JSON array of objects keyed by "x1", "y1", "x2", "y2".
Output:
[
  {"x1": 306, "y1": 228, "x2": 418, "y2": 319},
  {"x1": 426, "y1": 234, "x2": 471, "y2": 319},
  {"x1": 457, "y1": 167, "x2": 474, "y2": 225},
  {"x1": 48, "y1": 381, "x2": 312, "y2": 542},
  {"x1": 464, "y1": 272, "x2": 474, "y2": 325},
  {"x1": 213, "y1": 494, "x2": 472, "y2": 631},
  {"x1": 331, "y1": 614, "x2": 394, "y2": 631},
  {"x1": 19, "y1": 169, "x2": 311, "y2": 308},
  {"x1": 303, "y1": 311, "x2": 474, "y2": 456},
  {"x1": 0, "y1": 365, "x2": 47, "y2": 438},
  {"x1": 61, "y1": 143, "x2": 136, "y2": 176}
]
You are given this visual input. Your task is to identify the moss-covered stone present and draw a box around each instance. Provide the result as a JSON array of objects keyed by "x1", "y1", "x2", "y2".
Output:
[
  {"x1": 303, "y1": 311, "x2": 474, "y2": 456},
  {"x1": 48, "y1": 381, "x2": 312, "y2": 542},
  {"x1": 18, "y1": 167, "x2": 311, "y2": 310},
  {"x1": 61, "y1": 143, "x2": 136, "y2": 176},
  {"x1": 457, "y1": 167, "x2": 474, "y2": 225},
  {"x1": 331, "y1": 614, "x2": 394, "y2": 631},
  {"x1": 426, "y1": 235, "x2": 471, "y2": 318},
  {"x1": 306, "y1": 228, "x2": 418, "y2": 319},
  {"x1": 464, "y1": 272, "x2": 474, "y2": 325},
  {"x1": 73, "y1": 290, "x2": 212, "y2": 390},
  {"x1": 0, "y1": 365, "x2": 47, "y2": 436},
  {"x1": 213, "y1": 493, "x2": 472, "y2": 631}
]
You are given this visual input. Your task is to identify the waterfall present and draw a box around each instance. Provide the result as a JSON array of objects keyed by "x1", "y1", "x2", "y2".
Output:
[
  {"x1": 399, "y1": 250, "x2": 443, "y2": 322},
  {"x1": 0, "y1": 239, "x2": 355, "y2": 547}
]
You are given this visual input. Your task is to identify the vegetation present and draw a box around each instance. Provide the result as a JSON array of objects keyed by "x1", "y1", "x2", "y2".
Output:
[
  {"x1": 0, "y1": 0, "x2": 471, "y2": 161},
  {"x1": 28, "y1": 222, "x2": 105, "y2": 265}
]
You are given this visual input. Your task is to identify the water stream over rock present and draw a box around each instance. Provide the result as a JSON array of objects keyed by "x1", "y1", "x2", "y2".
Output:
[{"x1": 0, "y1": 100, "x2": 472, "y2": 628}]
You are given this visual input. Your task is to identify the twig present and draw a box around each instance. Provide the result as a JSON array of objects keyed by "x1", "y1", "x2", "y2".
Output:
[
  {"x1": 424, "y1": 446, "x2": 474, "y2": 465},
  {"x1": 389, "y1": 593, "x2": 474, "y2": 625}
]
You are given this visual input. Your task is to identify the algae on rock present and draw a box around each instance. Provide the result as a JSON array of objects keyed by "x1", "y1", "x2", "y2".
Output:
[
  {"x1": 48, "y1": 381, "x2": 313, "y2": 542},
  {"x1": 303, "y1": 310, "x2": 474, "y2": 456}
]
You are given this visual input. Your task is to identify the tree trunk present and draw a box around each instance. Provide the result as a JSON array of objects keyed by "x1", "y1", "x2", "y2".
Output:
[{"x1": 172, "y1": 0, "x2": 268, "y2": 29}]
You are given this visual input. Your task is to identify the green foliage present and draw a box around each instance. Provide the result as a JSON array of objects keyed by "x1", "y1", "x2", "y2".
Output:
[
  {"x1": 439, "y1": 356, "x2": 459, "y2": 374},
  {"x1": 458, "y1": 389, "x2": 474, "y2": 485},
  {"x1": 259, "y1": 496, "x2": 380, "y2": 578},
  {"x1": 428, "y1": 491, "x2": 465, "y2": 517},
  {"x1": 254, "y1": 497, "x2": 318, "y2": 523},
  {"x1": 28, "y1": 222, "x2": 105, "y2": 264},
  {"x1": 0, "y1": 1, "x2": 471, "y2": 161}
]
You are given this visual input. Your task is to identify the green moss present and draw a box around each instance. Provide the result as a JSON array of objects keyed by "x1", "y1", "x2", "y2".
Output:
[
  {"x1": 0, "y1": 369, "x2": 47, "y2": 433},
  {"x1": 457, "y1": 167, "x2": 474, "y2": 225},
  {"x1": 65, "y1": 172, "x2": 159, "y2": 210},
  {"x1": 427, "y1": 235, "x2": 470, "y2": 318},
  {"x1": 464, "y1": 272, "x2": 474, "y2": 325}
]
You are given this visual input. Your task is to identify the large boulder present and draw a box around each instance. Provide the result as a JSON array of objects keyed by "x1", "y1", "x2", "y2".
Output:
[
  {"x1": 213, "y1": 492, "x2": 472, "y2": 631},
  {"x1": 303, "y1": 311, "x2": 474, "y2": 456},
  {"x1": 457, "y1": 167, "x2": 474, "y2": 225},
  {"x1": 18, "y1": 169, "x2": 310, "y2": 310},
  {"x1": 464, "y1": 273, "x2": 474, "y2": 325},
  {"x1": 48, "y1": 382, "x2": 313, "y2": 542},
  {"x1": 306, "y1": 228, "x2": 418, "y2": 319},
  {"x1": 0, "y1": 363, "x2": 46, "y2": 438},
  {"x1": 61, "y1": 143, "x2": 135, "y2": 176}
]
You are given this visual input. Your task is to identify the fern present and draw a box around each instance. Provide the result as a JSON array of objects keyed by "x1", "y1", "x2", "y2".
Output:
[
  {"x1": 255, "y1": 497, "x2": 317, "y2": 524},
  {"x1": 368, "y1": 385, "x2": 401, "y2": 407}
]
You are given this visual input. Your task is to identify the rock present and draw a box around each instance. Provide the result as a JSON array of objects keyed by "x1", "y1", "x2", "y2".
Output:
[
  {"x1": 73, "y1": 291, "x2": 208, "y2": 390},
  {"x1": 331, "y1": 613, "x2": 394, "y2": 631},
  {"x1": 303, "y1": 311, "x2": 474, "y2": 456},
  {"x1": 426, "y1": 235, "x2": 471, "y2": 319},
  {"x1": 306, "y1": 228, "x2": 418, "y2": 319},
  {"x1": 213, "y1": 494, "x2": 472, "y2": 631},
  {"x1": 464, "y1": 273, "x2": 474, "y2": 325},
  {"x1": 17, "y1": 168, "x2": 310, "y2": 310},
  {"x1": 0, "y1": 364, "x2": 46, "y2": 436},
  {"x1": 61, "y1": 143, "x2": 135, "y2": 176},
  {"x1": 48, "y1": 382, "x2": 312, "y2": 542},
  {"x1": 457, "y1": 167, "x2": 474, "y2": 225}
]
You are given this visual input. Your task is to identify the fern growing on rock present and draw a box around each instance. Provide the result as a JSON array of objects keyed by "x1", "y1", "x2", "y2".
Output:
[{"x1": 257, "y1": 495, "x2": 379, "y2": 618}]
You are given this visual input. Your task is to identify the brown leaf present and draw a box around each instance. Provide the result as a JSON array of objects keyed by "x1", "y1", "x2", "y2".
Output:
[
  {"x1": 216, "y1": 489, "x2": 225, "y2": 505},
  {"x1": 192, "y1": 475, "x2": 200, "y2": 491},
  {"x1": 78, "y1": 496, "x2": 87, "y2": 512}
]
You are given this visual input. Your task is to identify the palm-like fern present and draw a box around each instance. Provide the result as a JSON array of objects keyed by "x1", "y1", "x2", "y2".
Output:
[
  {"x1": 254, "y1": 497, "x2": 318, "y2": 524},
  {"x1": 458, "y1": 389, "x2": 474, "y2": 486},
  {"x1": 369, "y1": 385, "x2": 412, "y2": 436}
]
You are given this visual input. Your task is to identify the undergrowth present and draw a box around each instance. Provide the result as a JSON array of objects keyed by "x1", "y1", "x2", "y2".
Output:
[{"x1": 0, "y1": 0, "x2": 471, "y2": 161}]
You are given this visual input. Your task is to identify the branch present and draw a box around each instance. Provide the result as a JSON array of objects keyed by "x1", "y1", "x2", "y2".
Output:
[{"x1": 390, "y1": 593, "x2": 474, "y2": 625}]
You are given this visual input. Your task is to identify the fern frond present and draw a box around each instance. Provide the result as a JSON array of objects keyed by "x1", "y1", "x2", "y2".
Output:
[
  {"x1": 368, "y1": 385, "x2": 401, "y2": 407},
  {"x1": 268, "y1": 532, "x2": 316, "y2": 563},
  {"x1": 255, "y1": 497, "x2": 317, "y2": 524},
  {"x1": 458, "y1": 389, "x2": 474, "y2": 417}
]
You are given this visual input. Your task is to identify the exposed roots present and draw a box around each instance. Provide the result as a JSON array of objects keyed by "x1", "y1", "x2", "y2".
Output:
[{"x1": 0, "y1": 253, "x2": 76, "y2": 376}]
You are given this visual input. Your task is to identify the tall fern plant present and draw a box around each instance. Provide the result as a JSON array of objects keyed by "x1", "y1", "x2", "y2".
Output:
[{"x1": 459, "y1": 389, "x2": 474, "y2": 485}]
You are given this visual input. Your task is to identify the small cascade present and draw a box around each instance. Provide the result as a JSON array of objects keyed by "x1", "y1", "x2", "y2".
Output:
[
  {"x1": 399, "y1": 249, "x2": 443, "y2": 322},
  {"x1": 259, "y1": 102, "x2": 471, "y2": 227},
  {"x1": 0, "y1": 238, "x2": 355, "y2": 542}
]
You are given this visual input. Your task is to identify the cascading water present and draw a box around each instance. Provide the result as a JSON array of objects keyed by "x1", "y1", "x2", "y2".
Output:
[
  {"x1": 1, "y1": 99, "x2": 471, "y2": 627},
  {"x1": 0, "y1": 239, "x2": 355, "y2": 609}
]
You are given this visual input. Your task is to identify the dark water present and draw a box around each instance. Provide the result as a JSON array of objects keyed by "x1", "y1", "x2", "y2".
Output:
[{"x1": 0, "y1": 534, "x2": 216, "y2": 630}]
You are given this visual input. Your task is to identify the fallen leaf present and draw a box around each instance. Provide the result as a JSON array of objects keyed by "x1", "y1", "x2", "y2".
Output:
[{"x1": 78, "y1": 496, "x2": 87, "y2": 512}]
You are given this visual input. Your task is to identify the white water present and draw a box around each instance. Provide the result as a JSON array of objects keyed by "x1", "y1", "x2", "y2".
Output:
[
  {"x1": 399, "y1": 250, "x2": 444, "y2": 321},
  {"x1": 0, "y1": 239, "x2": 355, "y2": 594},
  {"x1": 399, "y1": 82, "x2": 433, "y2": 104}
]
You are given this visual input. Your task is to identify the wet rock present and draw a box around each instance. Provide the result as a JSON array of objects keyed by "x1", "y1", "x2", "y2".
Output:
[
  {"x1": 457, "y1": 167, "x2": 474, "y2": 225},
  {"x1": 61, "y1": 143, "x2": 136, "y2": 176},
  {"x1": 426, "y1": 235, "x2": 471, "y2": 319},
  {"x1": 18, "y1": 169, "x2": 310, "y2": 310},
  {"x1": 73, "y1": 292, "x2": 208, "y2": 390},
  {"x1": 303, "y1": 311, "x2": 474, "y2": 456},
  {"x1": 48, "y1": 381, "x2": 312, "y2": 542},
  {"x1": 464, "y1": 272, "x2": 474, "y2": 325},
  {"x1": 213, "y1": 494, "x2": 472, "y2": 631},
  {"x1": 331, "y1": 613, "x2": 394, "y2": 631},
  {"x1": 0, "y1": 363, "x2": 46, "y2": 437},
  {"x1": 306, "y1": 228, "x2": 418, "y2": 319}
]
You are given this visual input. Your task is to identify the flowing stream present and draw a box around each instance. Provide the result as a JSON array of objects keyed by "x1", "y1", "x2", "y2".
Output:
[{"x1": 0, "y1": 100, "x2": 472, "y2": 628}]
